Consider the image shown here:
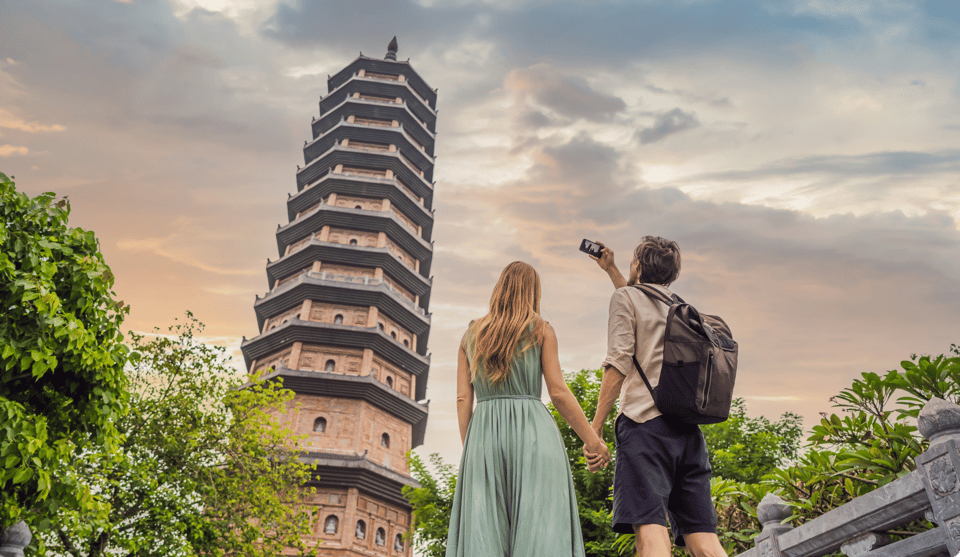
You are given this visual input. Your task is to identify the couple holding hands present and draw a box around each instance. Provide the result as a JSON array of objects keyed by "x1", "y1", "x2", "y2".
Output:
[{"x1": 444, "y1": 236, "x2": 727, "y2": 557}]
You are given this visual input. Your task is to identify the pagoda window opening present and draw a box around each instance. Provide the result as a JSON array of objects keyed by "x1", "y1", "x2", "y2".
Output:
[
  {"x1": 313, "y1": 417, "x2": 327, "y2": 432},
  {"x1": 395, "y1": 534, "x2": 404, "y2": 552},
  {"x1": 324, "y1": 515, "x2": 338, "y2": 534},
  {"x1": 334, "y1": 314, "x2": 344, "y2": 325},
  {"x1": 381, "y1": 432, "x2": 390, "y2": 448},
  {"x1": 403, "y1": 339, "x2": 409, "y2": 348},
  {"x1": 391, "y1": 331, "x2": 397, "y2": 340},
  {"x1": 386, "y1": 376, "x2": 393, "y2": 388},
  {"x1": 325, "y1": 359, "x2": 336, "y2": 372},
  {"x1": 349, "y1": 239, "x2": 358, "y2": 245},
  {"x1": 376, "y1": 528, "x2": 386, "y2": 546},
  {"x1": 355, "y1": 204, "x2": 363, "y2": 209},
  {"x1": 355, "y1": 520, "x2": 366, "y2": 540},
  {"x1": 379, "y1": 323, "x2": 385, "y2": 330}
]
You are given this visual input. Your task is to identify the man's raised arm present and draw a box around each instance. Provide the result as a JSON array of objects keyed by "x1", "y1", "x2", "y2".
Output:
[{"x1": 591, "y1": 242, "x2": 627, "y2": 289}]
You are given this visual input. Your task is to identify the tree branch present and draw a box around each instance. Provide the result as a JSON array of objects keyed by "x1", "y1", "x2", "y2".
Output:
[{"x1": 55, "y1": 527, "x2": 82, "y2": 557}]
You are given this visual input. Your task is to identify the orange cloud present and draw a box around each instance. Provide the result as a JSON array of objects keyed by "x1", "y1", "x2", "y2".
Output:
[
  {"x1": 0, "y1": 144, "x2": 29, "y2": 157},
  {"x1": 0, "y1": 109, "x2": 66, "y2": 133}
]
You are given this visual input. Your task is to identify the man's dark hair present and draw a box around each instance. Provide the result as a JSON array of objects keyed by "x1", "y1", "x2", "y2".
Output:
[{"x1": 634, "y1": 236, "x2": 681, "y2": 285}]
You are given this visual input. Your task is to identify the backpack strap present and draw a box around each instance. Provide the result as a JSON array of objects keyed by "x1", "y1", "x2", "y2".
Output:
[
  {"x1": 632, "y1": 284, "x2": 681, "y2": 305},
  {"x1": 631, "y1": 354, "x2": 656, "y2": 397},
  {"x1": 629, "y1": 284, "x2": 679, "y2": 399}
]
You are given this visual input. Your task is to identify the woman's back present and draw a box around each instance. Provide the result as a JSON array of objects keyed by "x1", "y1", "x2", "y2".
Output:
[{"x1": 467, "y1": 326, "x2": 542, "y2": 400}]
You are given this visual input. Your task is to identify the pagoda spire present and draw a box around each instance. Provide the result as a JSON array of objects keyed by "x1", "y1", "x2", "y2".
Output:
[{"x1": 385, "y1": 36, "x2": 398, "y2": 61}]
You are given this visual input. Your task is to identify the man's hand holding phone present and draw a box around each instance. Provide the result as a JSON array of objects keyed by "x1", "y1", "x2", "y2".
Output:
[{"x1": 581, "y1": 239, "x2": 627, "y2": 289}]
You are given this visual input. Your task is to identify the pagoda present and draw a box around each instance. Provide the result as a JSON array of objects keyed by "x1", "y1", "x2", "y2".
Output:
[{"x1": 240, "y1": 37, "x2": 436, "y2": 556}]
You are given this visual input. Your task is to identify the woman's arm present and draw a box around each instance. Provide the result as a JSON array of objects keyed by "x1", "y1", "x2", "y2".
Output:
[
  {"x1": 541, "y1": 323, "x2": 611, "y2": 465},
  {"x1": 456, "y1": 330, "x2": 475, "y2": 445}
]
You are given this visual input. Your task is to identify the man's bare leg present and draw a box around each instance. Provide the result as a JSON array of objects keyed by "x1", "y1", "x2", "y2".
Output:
[
  {"x1": 634, "y1": 524, "x2": 672, "y2": 557},
  {"x1": 682, "y1": 532, "x2": 727, "y2": 557}
]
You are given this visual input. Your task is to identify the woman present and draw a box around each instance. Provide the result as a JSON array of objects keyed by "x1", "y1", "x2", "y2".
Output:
[{"x1": 445, "y1": 261, "x2": 612, "y2": 557}]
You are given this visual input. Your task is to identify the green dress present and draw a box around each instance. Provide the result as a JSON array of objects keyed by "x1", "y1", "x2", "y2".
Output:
[{"x1": 445, "y1": 330, "x2": 586, "y2": 557}]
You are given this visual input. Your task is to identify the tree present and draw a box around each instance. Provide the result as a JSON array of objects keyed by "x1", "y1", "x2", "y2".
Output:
[
  {"x1": 701, "y1": 398, "x2": 804, "y2": 484},
  {"x1": 43, "y1": 314, "x2": 319, "y2": 557},
  {"x1": 1, "y1": 172, "x2": 130, "y2": 540},
  {"x1": 404, "y1": 453, "x2": 458, "y2": 557},
  {"x1": 766, "y1": 346, "x2": 960, "y2": 525}
]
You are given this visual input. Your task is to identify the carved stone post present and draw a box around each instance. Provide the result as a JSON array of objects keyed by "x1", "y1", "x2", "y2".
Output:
[
  {"x1": 0, "y1": 521, "x2": 31, "y2": 557},
  {"x1": 754, "y1": 493, "x2": 793, "y2": 557},
  {"x1": 916, "y1": 397, "x2": 960, "y2": 554}
]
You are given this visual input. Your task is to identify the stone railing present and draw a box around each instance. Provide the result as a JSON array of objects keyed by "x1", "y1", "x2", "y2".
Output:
[
  {"x1": 739, "y1": 397, "x2": 960, "y2": 557},
  {"x1": 267, "y1": 270, "x2": 424, "y2": 315},
  {"x1": 0, "y1": 521, "x2": 31, "y2": 557}
]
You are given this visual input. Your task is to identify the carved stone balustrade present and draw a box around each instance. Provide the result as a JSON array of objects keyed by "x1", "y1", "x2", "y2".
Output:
[
  {"x1": 736, "y1": 397, "x2": 960, "y2": 557},
  {"x1": 0, "y1": 522, "x2": 31, "y2": 557}
]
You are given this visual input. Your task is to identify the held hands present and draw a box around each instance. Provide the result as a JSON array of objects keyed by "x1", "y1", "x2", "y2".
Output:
[{"x1": 583, "y1": 430, "x2": 611, "y2": 473}]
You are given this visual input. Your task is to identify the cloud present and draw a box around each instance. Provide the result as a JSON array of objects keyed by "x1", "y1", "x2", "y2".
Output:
[
  {"x1": 0, "y1": 108, "x2": 65, "y2": 133},
  {"x1": 636, "y1": 108, "x2": 700, "y2": 144},
  {"x1": 117, "y1": 235, "x2": 261, "y2": 277},
  {"x1": 505, "y1": 64, "x2": 626, "y2": 123},
  {"x1": 0, "y1": 145, "x2": 29, "y2": 157},
  {"x1": 693, "y1": 150, "x2": 960, "y2": 181}
]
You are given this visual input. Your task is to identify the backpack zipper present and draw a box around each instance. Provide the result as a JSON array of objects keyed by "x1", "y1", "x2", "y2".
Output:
[{"x1": 701, "y1": 351, "x2": 714, "y2": 410}]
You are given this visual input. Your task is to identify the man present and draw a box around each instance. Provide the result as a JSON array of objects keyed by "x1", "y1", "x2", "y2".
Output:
[{"x1": 585, "y1": 236, "x2": 726, "y2": 557}]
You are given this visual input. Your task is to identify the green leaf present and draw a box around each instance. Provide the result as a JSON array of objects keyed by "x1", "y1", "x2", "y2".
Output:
[{"x1": 13, "y1": 467, "x2": 33, "y2": 484}]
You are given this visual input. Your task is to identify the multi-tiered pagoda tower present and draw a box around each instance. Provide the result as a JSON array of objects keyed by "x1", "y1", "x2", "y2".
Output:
[{"x1": 241, "y1": 38, "x2": 436, "y2": 556}]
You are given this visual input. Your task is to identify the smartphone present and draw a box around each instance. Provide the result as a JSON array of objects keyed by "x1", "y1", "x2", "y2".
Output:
[{"x1": 579, "y1": 239, "x2": 604, "y2": 257}]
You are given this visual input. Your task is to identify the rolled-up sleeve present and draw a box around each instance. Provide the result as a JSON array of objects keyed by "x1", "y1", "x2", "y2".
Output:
[{"x1": 601, "y1": 287, "x2": 636, "y2": 376}]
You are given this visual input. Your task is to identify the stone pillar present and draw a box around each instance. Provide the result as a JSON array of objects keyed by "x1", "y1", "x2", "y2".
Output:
[
  {"x1": 381, "y1": 198, "x2": 391, "y2": 212},
  {"x1": 753, "y1": 493, "x2": 792, "y2": 557},
  {"x1": 361, "y1": 348, "x2": 374, "y2": 377},
  {"x1": 0, "y1": 522, "x2": 31, "y2": 557},
  {"x1": 342, "y1": 487, "x2": 360, "y2": 549},
  {"x1": 377, "y1": 232, "x2": 387, "y2": 248},
  {"x1": 916, "y1": 397, "x2": 960, "y2": 554},
  {"x1": 289, "y1": 341, "x2": 304, "y2": 371}
]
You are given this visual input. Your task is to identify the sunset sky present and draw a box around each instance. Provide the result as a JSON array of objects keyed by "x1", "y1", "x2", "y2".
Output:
[{"x1": 2, "y1": 0, "x2": 960, "y2": 468}]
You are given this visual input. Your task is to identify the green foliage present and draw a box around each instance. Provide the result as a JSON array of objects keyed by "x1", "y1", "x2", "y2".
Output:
[
  {"x1": 701, "y1": 398, "x2": 804, "y2": 484},
  {"x1": 767, "y1": 350, "x2": 959, "y2": 526},
  {"x1": 1, "y1": 172, "x2": 129, "y2": 531},
  {"x1": 404, "y1": 453, "x2": 459, "y2": 557},
  {"x1": 41, "y1": 314, "x2": 318, "y2": 557}
]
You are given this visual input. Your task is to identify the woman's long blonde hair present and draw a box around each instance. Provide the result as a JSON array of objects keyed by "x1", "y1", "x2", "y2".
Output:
[{"x1": 469, "y1": 261, "x2": 545, "y2": 384}]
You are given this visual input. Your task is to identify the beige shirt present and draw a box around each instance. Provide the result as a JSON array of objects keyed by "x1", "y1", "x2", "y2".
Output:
[{"x1": 601, "y1": 283, "x2": 673, "y2": 424}]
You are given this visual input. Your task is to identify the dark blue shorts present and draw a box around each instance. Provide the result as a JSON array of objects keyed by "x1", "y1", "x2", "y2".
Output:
[{"x1": 612, "y1": 413, "x2": 717, "y2": 545}]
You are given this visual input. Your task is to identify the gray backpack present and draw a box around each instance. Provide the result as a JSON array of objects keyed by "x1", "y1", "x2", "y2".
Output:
[{"x1": 631, "y1": 284, "x2": 738, "y2": 424}]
